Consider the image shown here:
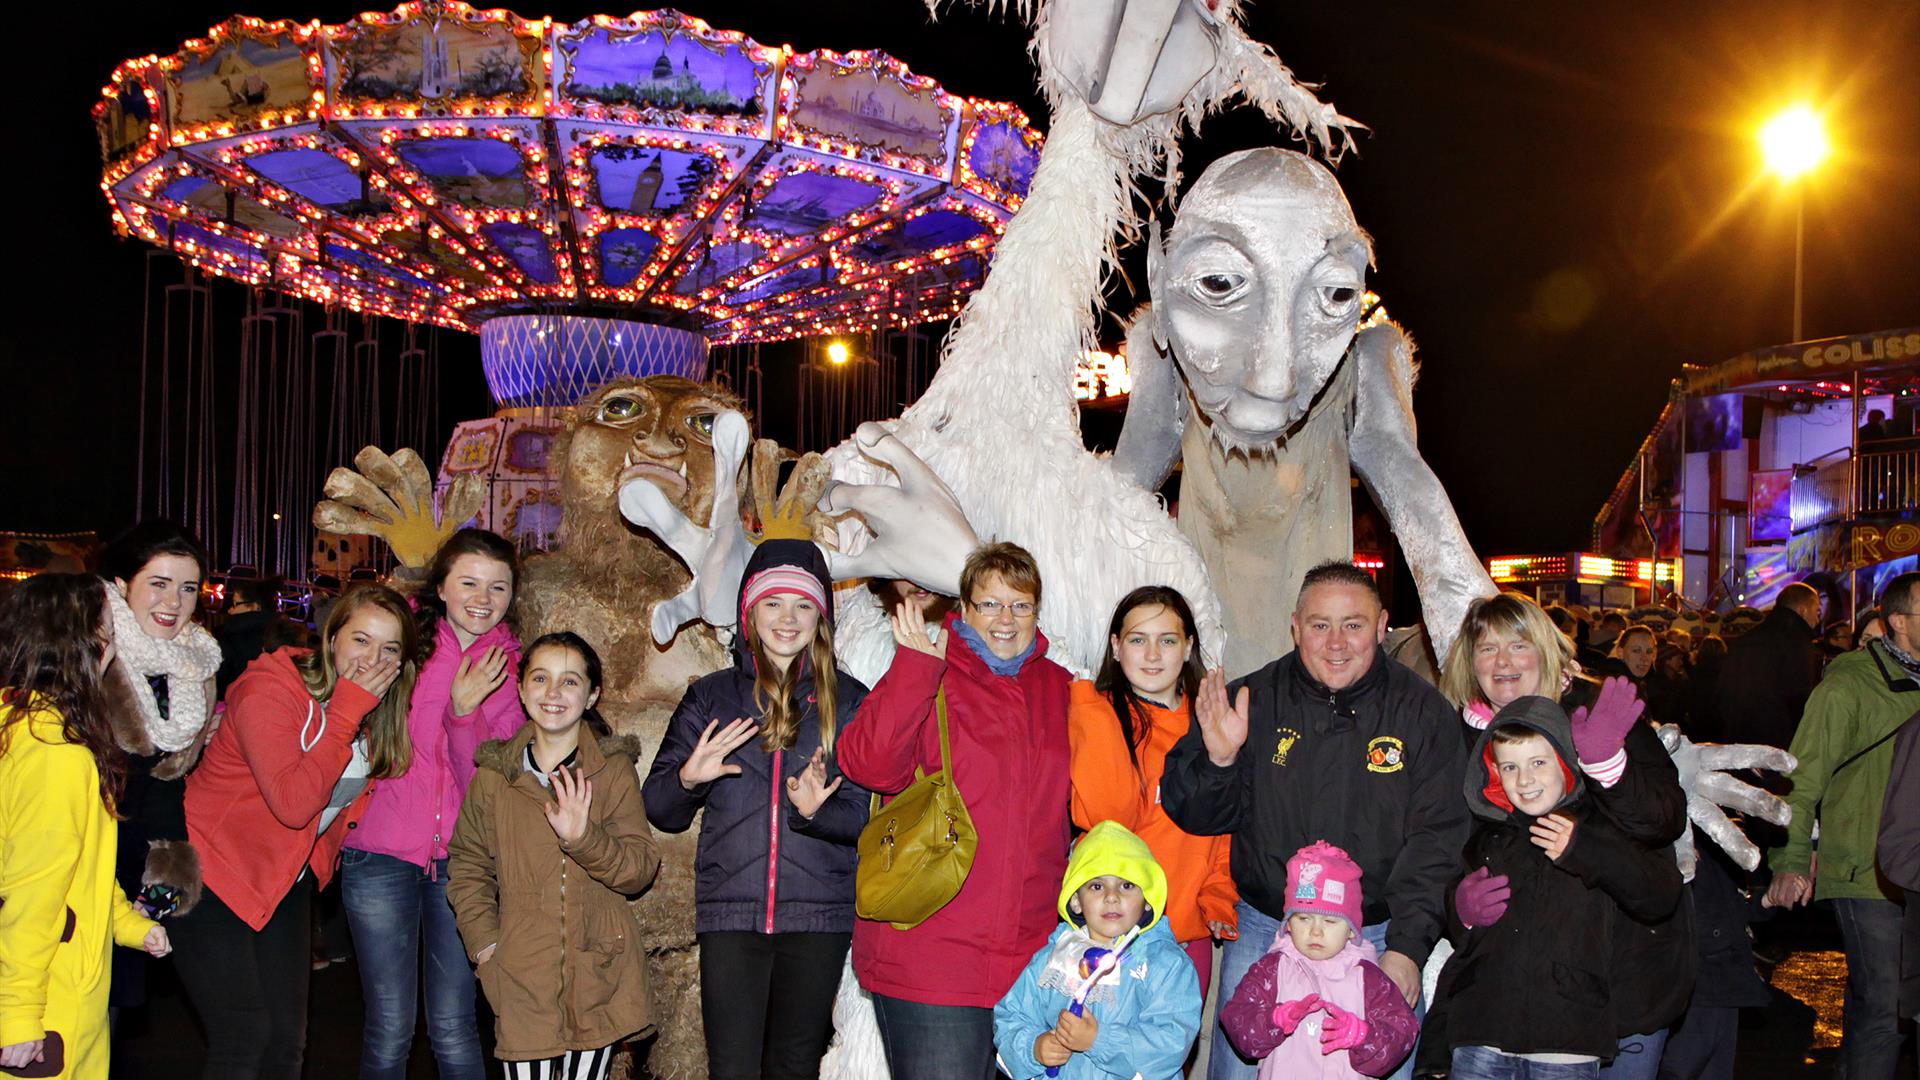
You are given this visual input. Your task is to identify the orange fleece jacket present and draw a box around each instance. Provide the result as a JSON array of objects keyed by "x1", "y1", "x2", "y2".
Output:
[{"x1": 1067, "y1": 680, "x2": 1237, "y2": 944}]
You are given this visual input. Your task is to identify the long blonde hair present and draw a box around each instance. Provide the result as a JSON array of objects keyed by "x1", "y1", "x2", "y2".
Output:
[
  {"x1": 297, "y1": 584, "x2": 418, "y2": 779},
  {"x1": 749, "y1": 618, "x2": 839, "y2": 757},
  {"x1": 1440, "y1": 594, "x2": 1576, "y2": 709}
]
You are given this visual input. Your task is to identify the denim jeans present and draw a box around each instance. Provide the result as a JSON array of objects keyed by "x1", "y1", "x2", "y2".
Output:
[
  {"x1": 1831, "y1": 897, "x2": 1904, "y2": 1080},
  {"x1": 341, "y1": 849, "x2": 486, "y2": 1080},
  {"x1": 1598, "y1": 1028, "x2": 1668, "y2": 1080},
  {"x1": 1209, "y1": 901, "x2": 1423, "y2": 1080},
  {"x1": 1452, "y1": 1044, "x2": 1600, "y2": 1079},
  {"x1": 869, "y1": 993, "x2": 999, "y2": 1080},
  {"x1": 1658, "y1": 1006, "x2": 1737, "y2": 1080}
]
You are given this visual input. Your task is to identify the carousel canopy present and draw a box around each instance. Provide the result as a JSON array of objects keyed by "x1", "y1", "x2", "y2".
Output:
[{"x1": 95, "y1": 2, "x2": 1041, "y2": 345}]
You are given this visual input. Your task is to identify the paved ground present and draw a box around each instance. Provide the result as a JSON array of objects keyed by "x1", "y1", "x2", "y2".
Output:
[{"x1": 112, "y1": 901, "x2": 1906, "y2": 1078}]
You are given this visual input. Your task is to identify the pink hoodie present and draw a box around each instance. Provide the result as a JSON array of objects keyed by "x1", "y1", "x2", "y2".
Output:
[{"x1": 346, "y1": 620, "x2": 522, "y2": 869}]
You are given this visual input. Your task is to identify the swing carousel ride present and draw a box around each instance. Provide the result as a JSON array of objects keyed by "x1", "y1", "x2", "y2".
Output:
[{"x1": 95, "y1": 1, "x2": 1040, "y2": 409}]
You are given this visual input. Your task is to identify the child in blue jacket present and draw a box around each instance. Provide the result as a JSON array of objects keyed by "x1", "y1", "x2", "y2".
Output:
[{"x1": 994, "y1": 820, "x2": 1202, "y2": 1079}]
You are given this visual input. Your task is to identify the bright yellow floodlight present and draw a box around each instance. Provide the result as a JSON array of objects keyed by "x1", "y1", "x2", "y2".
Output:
[
  {"x1": 1760, "y1": 105, "x2": 1829, "y2": 180},
  {"x1": 826, "y1": 340, "x2": 850, "y2": 364}
]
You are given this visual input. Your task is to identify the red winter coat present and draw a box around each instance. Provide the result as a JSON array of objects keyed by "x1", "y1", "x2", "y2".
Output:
[
  {"x1": 838, "y1": 615, "x2": 1072, "y2": 1007},
  {"x1": 184, "y1": 649, "x2": 379, "y2": 930}
]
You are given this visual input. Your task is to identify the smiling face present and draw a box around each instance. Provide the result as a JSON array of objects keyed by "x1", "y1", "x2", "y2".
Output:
[
  {"x1": 437, "y1": 552, "x2": 514, "y2": 647},
  {"x1": 1291, "y1": 582, "x2": 1388, "y2": 691},
  {"x1": 750, "y1": 593, "x2": 822, "y2": 674},
  {"x1": 1474, "y1": 629, "x2": 1542, "y2": 710},
  {"x1": 1151, "y1": 149, "x2": 1370, "y2": 450},
  {"x1": 1286, "y1": 912, "x2": 1355, "y2": 961},
  {"x1": 115, "y1": 553, "x2": 203, "y2": 641},
  {"x1": 519, "y1": 643, "x2": 600, "y2": 737},
  {"x1": 330, "y1": 604, "x2": 406, "y2": 674},
  {"x1": 963, "y1": 571, "x2": 1039, "y2": 660},
  {"x1": 1112, "y1": 604, "x2": 1191, "y2": 706},
  {"x1": 563, "y1": 377, "x2": 738, "y2": 524},
  {"x1": 1492, "y1": 732, "x2": 1568, "y2": 817},
  {"x1": 1617, "y1": 629, "x2": 1656, "y2": 679},
  {"x1": 1069, "y1": 874, "x2": 1147, "y2": 947}
]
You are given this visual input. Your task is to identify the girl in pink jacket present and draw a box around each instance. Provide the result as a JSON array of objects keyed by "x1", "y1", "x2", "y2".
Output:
[
  {"x1": 1219, "y1": 841, "x2": 1419, "y2": 1079},
  {"x1": 341, "y1": 529, "x2": 523, "y2": 1080}
]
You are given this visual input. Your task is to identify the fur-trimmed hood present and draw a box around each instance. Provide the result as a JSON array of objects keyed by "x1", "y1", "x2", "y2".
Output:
[{"x1": 100, "y1": 655, "x2": 215, "y2": 780}]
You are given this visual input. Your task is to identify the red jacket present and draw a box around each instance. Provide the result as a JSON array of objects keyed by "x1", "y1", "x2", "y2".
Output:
[
  {"x1": 838, "y1": 616, "x2": 1072, "y2": 1007},
  {"x1": 184, "y1": 649, "x2": 379, "y2": 930}
]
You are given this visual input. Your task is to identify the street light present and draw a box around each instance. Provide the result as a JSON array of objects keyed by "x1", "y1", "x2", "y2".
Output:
[
  {"x1": 826, "y1": 340, "x2": 850, "y2": 365},
  {"x1": 1759, "y1": 104, "x2": 1829, "y2": 341}
]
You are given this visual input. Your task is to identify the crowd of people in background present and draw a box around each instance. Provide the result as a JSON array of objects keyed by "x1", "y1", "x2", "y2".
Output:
[{"x1": 1, "y1": 519, "x2": 1916, "y2": 1080}]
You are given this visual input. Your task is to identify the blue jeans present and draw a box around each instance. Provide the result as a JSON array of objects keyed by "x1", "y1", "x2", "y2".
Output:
[
  {"x1": 1831, "y1": 897, "x2": 1904, "y2": 1080},
  {"x1": 1598, "y1": 1028, "x2": 1668, "y2": 1080},
  {"x1": 1452, "y1": 1044, "x2": 1600, "y2": 1079},
  {"x1": 870, "y1": 993, "x2": 998, "y2": 1080},
  {"x1": 1210, "y1": 901, "x2": 1423, "y2": 1080},
  {"x1": 341, "y1": 849, "x2": 485, "y2": 1080}
]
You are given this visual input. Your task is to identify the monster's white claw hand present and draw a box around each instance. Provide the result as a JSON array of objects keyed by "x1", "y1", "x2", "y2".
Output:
[
  {"x1": 819, "y1": 429, "x2": 977, "y2": 594},
  {"x1": 619, "y1": 474, "x2": 702, "y2": 561},
  {"x1": 1661, "y1": 724, "x2": 1796, "y2": 878},
  {"x1": 621, "y1": 410, "x2": 754, "y2": 644}
]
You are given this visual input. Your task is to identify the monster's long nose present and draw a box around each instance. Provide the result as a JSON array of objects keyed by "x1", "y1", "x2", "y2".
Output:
[{"x1": 1045, "y1": 0, "x2": 1220, "y2": 126}]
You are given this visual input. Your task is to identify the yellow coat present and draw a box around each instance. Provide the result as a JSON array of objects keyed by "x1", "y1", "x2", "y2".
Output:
[{"x1": 0, "y1": 697, "x2": 157, "y2": 1079}]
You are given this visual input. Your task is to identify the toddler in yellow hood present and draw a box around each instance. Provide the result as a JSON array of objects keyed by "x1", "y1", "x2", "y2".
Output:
[{"x1": 993, "y1": 821, "x2": 1202, "y2": 1079}]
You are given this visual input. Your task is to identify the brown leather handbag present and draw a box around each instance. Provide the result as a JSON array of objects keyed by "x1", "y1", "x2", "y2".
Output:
[{"x1": 854, "y1": 689, "x2": 977, "y2": 930}]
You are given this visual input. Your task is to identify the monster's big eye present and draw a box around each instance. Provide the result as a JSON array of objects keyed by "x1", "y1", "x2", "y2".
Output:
[
  {"x1": 1317, "y1": 284, "x2": 1361, "y2": 318},
  {"x1": 686, "y1": 412, "x2": 717, "y2": 438},
  {"x1": 1194, "y1": 272, "x2": 1244, "y2": 302},
  {"x1": 597, "y1": 395, "x2": 643, "y2": 422}
]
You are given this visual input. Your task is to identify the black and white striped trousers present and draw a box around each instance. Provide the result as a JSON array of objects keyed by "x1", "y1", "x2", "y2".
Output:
[{"x1": 499, "y1": 1046, "x2": 613, "y2": 1080}]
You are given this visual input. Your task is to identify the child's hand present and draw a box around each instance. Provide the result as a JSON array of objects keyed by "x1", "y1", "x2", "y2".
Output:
[
  {"x1": 1054, "y1": 1008, "x2": 1098, "y2": 1052},
  {"x1": 543, "y1": 765, "x2": 594, "y2": 845},
  {"x1": 785, "y1": 747, "x2": 843, "y2": 819},
  {"x1": 1454, "y1": 867, "x2": 1511, "y2": 930},
  {"x1": 450, "y1": 646, "x2": 511, "y2": 717},
  {"x1": 1318, "y1": 1001, "x2": 1369, "y2": 1053},
  {"x1": 1273, "y1": 993, "x2": 1323, "y2": 1035},
  {"x1": 142, "y1": 925, "x2": 171, "y2": 957},
  {"x1": 474, "y1": 943, "x2": 497, "y2": 965},
  {"x1": 679, "y1": 718, "x2": 759, "y2": 788},
  {"x1": 1530, "y1": 812, "x2": 1577, "y2": 861},
  {"x1": 1208, "y1": 919, "x2": 1238, "y2": 941},
  {"x1": 1034, "y1": 1032, "x2": 1072, "y2": 1068}
]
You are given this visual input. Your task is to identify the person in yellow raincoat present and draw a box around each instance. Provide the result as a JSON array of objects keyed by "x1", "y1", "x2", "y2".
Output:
[{"x1": 0, "y1": 574, "x2": 172, "y2": 1078}]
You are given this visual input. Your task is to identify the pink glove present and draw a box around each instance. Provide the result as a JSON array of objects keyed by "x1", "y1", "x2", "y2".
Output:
[
  {"x1": 1454, "y1": 866, "x2": 1511, "y2": 930},
  {"x1": 1319, "y1": 1001, "x2": 1370, "y2": 1054},
  {"x1": 1272, "y1": 993, "x2": 1323, "y2": 1035},
  {"x1": 1570, "y1": 676, "x2": 1645, "y2": 766}
]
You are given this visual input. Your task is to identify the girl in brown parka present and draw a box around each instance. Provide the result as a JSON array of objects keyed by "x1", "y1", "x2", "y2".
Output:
[{"x1": 448, "y1": 633, "x2": 659, "y2": 1079}]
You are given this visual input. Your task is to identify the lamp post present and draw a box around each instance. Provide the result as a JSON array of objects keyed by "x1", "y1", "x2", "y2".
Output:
[{"x1": 1759, "y1": 105, "x2": 1829, "y2": 342}]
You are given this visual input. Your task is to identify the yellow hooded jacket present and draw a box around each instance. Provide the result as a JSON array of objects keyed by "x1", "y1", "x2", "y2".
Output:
[
  {"x1": 0, "y1": 698, "x2": 157, "y2": 1078},
  {"x1": 1057, "y1": 820, "x2": 1170, "y2": 933}
]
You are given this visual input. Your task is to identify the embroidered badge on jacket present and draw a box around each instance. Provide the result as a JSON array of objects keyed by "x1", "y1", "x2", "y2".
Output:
[
  {"x1": 1273, "y1": 727, "x2": 1302, "y2": 766},
  {"x1": 1365, "y1": 735, "x2": 1406, "y2": 773}
]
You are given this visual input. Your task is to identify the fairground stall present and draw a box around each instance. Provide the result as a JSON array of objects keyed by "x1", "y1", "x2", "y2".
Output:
[{"x1": 1592, "y1": 326, "x2": 1920, "y2": 616}]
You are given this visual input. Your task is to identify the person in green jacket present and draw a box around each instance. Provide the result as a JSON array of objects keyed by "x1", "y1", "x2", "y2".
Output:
[{"x1": 1766, "y1": 571, "x2": 1920, "y2": 1080}]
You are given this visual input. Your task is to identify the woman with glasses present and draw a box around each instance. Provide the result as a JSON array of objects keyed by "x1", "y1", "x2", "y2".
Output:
[{"x1": 838, "y1": 542, "x2": 1074, "y2": 1080}]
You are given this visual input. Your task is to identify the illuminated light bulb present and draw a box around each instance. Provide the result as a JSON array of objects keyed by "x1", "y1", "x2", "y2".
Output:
[{"x1": 1760, "y1": 105, "x2": 1830, "y2": 180}]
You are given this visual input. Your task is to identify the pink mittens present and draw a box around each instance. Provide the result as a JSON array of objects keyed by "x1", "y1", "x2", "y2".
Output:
[
  {"x1": 1272, "y1": 993, "x2": 1323, "y2": 1035},
  {"x1": 1319, "y1": 1002, "x2": 1369, "y2": 1053}
]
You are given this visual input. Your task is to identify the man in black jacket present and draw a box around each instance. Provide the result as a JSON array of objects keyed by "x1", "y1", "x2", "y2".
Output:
[
  {"x1": 1163, "y1": 561, "x2": 1468, "y2": 1080},
  {"x1": 1715, "y1": 582, "x2": 1822, "y2": 752}
]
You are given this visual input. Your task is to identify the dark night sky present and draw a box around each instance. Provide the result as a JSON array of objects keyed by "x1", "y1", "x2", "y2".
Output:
[{"x1": 13, "y1": 0, "x2": 1919, "y2": 561}]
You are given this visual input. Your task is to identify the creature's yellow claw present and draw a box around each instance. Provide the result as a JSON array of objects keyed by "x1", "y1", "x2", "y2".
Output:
[{"x1": 312, "y1": 445, "x2": 484, "y2": 569}]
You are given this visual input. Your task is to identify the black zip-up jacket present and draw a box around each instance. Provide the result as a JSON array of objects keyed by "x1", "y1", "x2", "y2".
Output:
[
  {"x1": 1441, "y1": 696, "x2": 1683, "y2": 1061},
  {"x1": 640, "y1": 540, "x2": 872, "y2": 934},
  {"x1": 1161, "y1": 648, "x2": 1468, "y2": 965}
]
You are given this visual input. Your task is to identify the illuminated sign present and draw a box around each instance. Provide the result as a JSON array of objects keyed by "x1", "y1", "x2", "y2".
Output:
[
  {"x1": 1074, "y1": 349, "x2": 1133, "y2": 402},
  {"x1": 1488, "y1": 552, "x2": 1675, "y2": 585}
]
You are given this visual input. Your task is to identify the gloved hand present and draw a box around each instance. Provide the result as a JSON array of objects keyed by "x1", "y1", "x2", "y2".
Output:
[
  {"x1": 1272, "y1": 993, "x2": 1323, "y2": 1035},
  {"x1": 1570, "y1": 676, "x2": 1644, "y2": 767},
  {"x1": 1319, "y1": 1001, "x2": 1369, "y2": 1053},
  {"x1": 1454, "y1": 866, "x2": 1511, "y2": 930}
]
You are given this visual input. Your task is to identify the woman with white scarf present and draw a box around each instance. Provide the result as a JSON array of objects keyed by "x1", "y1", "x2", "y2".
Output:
[{"x1": 100, "y1": 522, "x2": 222, "y2": 1013}]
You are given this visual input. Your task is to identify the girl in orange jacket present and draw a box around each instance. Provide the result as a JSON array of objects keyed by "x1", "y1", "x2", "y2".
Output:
[{"x1": 1069, "y1": 586, "x2": 1237, "y2": 993}]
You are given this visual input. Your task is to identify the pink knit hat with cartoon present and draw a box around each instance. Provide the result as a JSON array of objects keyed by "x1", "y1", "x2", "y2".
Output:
[{"x1": 1285, "y1": 840, "x2": 1364, "y2": 932}]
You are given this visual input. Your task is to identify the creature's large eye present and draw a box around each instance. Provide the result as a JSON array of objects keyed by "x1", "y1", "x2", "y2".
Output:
[
  {"x1": 685, "y1": 412, "x2": 717, "y2": 439},
  {"x1": 596, "y1": 395, "x2": 645, "y2": 423},
  {"x1": 1316, "y1": 284, "x2": 1361, "y2": 319},
  {"x1": 1189, "y1": 271, "x2": 1247, "y2": 306}
]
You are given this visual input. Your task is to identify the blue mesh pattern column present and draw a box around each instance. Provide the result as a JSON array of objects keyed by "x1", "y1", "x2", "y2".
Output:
[{"x1": 480, "y1": 315, "x2": 709, "y2": 408}]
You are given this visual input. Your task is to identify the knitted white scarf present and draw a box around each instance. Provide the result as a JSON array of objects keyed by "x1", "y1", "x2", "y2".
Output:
[{"x1": 107, "y1": 585, "x2": 223, "y2": 752}]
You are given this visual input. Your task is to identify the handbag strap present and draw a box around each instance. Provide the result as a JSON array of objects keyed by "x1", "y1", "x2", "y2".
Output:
[{"x1": 867, "y1": 686, "x2": 954, "y2": 818}]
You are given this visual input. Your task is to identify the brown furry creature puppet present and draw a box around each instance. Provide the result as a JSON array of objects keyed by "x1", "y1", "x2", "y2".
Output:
[{"x1": 315, "y1": 374, "x2": 827, "y2": 1078}]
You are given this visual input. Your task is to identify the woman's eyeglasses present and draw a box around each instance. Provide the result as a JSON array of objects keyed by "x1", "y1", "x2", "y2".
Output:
[{"x1": 970, "y1": 599, "x2": 1036, "y2": 619}]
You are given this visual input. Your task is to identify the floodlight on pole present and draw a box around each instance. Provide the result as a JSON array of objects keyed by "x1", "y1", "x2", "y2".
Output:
[
  {"x1": 827, "y1": 341, "x2": 851, "y2": 365},
  {"x1": 1759, "y1": 105, "x2": 1829, "y2": 342}
]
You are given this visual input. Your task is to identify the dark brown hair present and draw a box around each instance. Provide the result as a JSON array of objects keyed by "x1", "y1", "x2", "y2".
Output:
[
  {"x1": 517, "y1": 632, "x2": 611, "y2": 738},
  {"x1": 415, "y1": 529, "x2": 520, "y2": 661},
  {"x1": 0, "y1": 574, "x2": 125, "y2": 813},
  {"x1": 103, "y1": 520, "x2": 208, "y2": 585},
  {"x1": 1094, "y1": 586, "x2": 1205, "y2": 776}
]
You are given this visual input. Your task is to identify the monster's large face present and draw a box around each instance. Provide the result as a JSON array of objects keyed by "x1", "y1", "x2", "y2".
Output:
[
  {"x1": 561, "y1": 376, "x2": 741, "y2": 526},
  {"x1": 1150, "y1": 148, "x2": 1371, "y2": 449}
]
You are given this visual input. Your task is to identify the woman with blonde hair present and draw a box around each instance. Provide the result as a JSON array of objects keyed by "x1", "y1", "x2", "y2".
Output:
[
  {"x1": 173, "y1": 583, "x2": 419, "y2": 1079},
  {"x1": 1439, "y1": 594, "x2": 1690, "y2": 1080}
]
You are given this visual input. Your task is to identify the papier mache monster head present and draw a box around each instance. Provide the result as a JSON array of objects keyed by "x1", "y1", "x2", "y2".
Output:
[{"x1": 1147, "y1": 147, "x2": 1373, "y2": 451}]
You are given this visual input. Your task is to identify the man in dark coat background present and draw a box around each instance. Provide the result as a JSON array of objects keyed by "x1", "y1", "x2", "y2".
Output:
[{"x1": 1716, "y1": 581, "x2": 1823, "y2": 752}]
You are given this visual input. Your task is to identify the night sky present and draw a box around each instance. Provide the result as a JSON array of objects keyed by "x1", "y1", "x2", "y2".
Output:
[{"x1": 14, "y1": 0, "x2": 1919, "y2": 565}]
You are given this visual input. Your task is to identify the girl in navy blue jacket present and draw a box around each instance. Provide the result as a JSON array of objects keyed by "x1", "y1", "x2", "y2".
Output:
[{"x1": 641, "y1": 539, "x2": 870, "y2": 1080}]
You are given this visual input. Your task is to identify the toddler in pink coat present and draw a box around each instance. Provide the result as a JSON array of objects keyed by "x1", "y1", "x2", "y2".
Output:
[{"x1": 1218, "y1": 841, "x2": 1419, "y2": 1078}]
